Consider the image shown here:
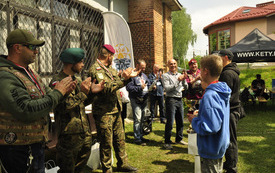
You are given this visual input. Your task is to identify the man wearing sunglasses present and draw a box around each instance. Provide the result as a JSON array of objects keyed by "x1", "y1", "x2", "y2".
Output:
[{"x1": 0, "y1": 29, "x2": 75, "y2": 173}]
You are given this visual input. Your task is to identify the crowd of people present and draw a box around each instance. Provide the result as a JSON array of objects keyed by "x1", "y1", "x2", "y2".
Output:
[{"x1": 0, "y1": 28, "x2": 250, "y2": 173}]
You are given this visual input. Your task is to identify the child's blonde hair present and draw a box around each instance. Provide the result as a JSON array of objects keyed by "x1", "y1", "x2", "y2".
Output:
[{"x1": 200, "y1": 54, "x2": 223, "y2": 77}]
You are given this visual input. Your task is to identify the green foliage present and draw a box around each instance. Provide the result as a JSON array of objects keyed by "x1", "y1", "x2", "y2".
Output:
[
  {"x1": 177, "y1": 55, "x2": 202, "y2": 72},
  {"x1": 210, "y1": 33, "x2": 217, "y2": 53},
  {"x1": 172, "y1": 8, "x2": 197, "y2": 61},
  {"x1": 239, "y1": 66, "x2": 275, "y2": 90}
]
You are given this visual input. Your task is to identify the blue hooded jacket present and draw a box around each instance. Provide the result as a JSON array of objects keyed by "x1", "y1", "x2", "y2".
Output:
[{"x1": 192, "y1": 81, "x2": 231, "y2": 159}]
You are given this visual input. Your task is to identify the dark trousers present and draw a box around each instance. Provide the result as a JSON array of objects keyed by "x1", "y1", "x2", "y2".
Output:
[
  {"x1": 224, "y1": 108, "x2": 240, "y2": 173},
  {"x1": 164, "y1": 97, "x2": 184, "y2": 144},
  {"x1": 122, "y1": 103, "x2": 128, "y2": 129},
  {"x1": 150, "y1": 95, "x2": 165, "y2": 121},
  {"x1": 56, "y1": 134, "x2": 92, "y2": 173},
  {"x1": 0, "y1": 143, "x2": 45, "y2": 173}
]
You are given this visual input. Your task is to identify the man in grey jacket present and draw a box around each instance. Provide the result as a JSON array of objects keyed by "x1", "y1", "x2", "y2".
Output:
[{"x1": 162, "y1": 59, "x2": 188, "y2": 150}]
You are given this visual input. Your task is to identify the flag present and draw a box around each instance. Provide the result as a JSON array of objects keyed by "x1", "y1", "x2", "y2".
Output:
[{"x1": 102, "y1": 11, "x2": 135, "y2": 71}]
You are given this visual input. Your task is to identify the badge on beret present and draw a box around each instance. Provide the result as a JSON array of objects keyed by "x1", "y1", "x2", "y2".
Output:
[
  {"x1": 97, "y1": 73, "x2": 104, "y2": 80},
  {"x1": 4, "y1": 132, "x2": 17, "y2": 144},
  {"x1": 96, "y1": 67, "x2": 102, "y2": 70}
]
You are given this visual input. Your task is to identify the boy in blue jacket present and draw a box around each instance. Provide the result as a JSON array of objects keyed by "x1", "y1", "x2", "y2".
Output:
[{"x1": 188, "y1": 54, "x2": 231, "y2": 173}]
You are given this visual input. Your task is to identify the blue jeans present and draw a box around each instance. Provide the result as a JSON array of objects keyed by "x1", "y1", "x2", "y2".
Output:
[
  {"x1": 130, "y1": 98, "x2": 147, "y2": 142},
  {"x1": 0, "y1": 143, "x2": 45, "y2": 173},
  {"x1": 164, "y1": 97, "x2": 184, "y2": 144},
  {"x1": 150, "y1": 95, "x2": 165, "y2": 121}
]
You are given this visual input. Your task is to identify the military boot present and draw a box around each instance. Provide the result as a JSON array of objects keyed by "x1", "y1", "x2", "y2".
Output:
[{"x1": 116, "y1": 165, "x2": 138, "y2": 172}]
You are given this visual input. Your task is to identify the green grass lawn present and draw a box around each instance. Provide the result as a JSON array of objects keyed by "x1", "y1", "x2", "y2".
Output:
[
  {"x1": 84, "y1": 102, "x2": 275, "y2": 173},
  {"x1": 238, "y1": 66, "x2": 275, "y2": 90},
  {"x1": 237, "y1": 103, "x2": 275, "y2": 173}
]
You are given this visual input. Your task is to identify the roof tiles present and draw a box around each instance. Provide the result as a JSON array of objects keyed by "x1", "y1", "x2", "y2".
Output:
[{"x1": 203, "y1": 3, "x2": 275, "y2": 33}]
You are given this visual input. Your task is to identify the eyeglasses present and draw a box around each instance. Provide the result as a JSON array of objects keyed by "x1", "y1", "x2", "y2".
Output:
[{"x1": 22, "y1": 44, "x2": 39, "y2": 51}]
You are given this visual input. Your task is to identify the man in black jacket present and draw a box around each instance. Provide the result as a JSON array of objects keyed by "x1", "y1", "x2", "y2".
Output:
[{"x1": 218, "y1": 49, "x2": 242, "y2": 173}]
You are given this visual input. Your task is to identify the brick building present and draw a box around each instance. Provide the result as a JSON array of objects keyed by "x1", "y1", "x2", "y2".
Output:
[{"x1": 128, "y1": 0, "x2": 181, "y2": 72}]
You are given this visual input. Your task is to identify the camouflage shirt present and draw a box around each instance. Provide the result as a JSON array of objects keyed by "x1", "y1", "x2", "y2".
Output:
[
  {"x1": 50, "y1": 71, "x2": 90, "y2": 135},
  {"x1": 89, "y1": 60, "x2": 129, "y2": 116}
]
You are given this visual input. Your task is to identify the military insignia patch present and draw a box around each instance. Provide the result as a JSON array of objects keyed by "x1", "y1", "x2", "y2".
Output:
[
  {"x1": 96, "y1": 67, "x2": 102, "y2": 70},
  {"x1": 4, "y1": 132, "x2": 17, "y2": 144},
  {"x1": 97, "y1": 73, "x2": 104, "y2": 79}
]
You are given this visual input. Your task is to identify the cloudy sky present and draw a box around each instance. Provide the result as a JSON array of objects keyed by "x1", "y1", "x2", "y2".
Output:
[{"x1": 178, "y1": 0, "x2": 270, "y2": 59}]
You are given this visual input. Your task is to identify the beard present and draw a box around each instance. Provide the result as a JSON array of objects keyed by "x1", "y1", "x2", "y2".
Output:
[{"x1": 71, "y1": 65, "x2": 81, "y2": 74}]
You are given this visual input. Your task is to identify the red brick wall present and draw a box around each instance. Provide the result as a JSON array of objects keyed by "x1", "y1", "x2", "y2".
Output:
[
  {"x1": 128, "y1": 0, "x2": 154, "y2": 73},
  {"x1": 128, "y1": 0, "x2": 173, "y2": 73},
  {"x1": 128, "y1": 0, "x2": 153, "y2": 23},
  {"x1": 153, "y1": 0, "x2": 164, "y2": 69}
]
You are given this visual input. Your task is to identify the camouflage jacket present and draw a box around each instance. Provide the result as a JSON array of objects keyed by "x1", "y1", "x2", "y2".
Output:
[
  {"x1": 89, "y1": 60, "x2": 129, "y2": 116},
  {"x1": 50, "y1": 71, "x2": 91, "y2": 135},
  {"x1": 0, "y1": 55, "x2": 63, "y2": 145}
]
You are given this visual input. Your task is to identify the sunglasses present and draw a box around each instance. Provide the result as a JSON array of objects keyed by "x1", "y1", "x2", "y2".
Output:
[{"x1": 22, "y1": 44, "x2": 39, "y2": 51}]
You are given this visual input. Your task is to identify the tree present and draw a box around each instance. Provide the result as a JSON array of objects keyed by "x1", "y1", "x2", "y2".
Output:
[{"x1": 172, "y1": 8, "x2": 197, "y2": 68}]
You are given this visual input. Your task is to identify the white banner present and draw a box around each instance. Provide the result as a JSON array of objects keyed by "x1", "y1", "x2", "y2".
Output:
[{"x1": 102, "y1": 11, "x2": 135, "y2": 71}]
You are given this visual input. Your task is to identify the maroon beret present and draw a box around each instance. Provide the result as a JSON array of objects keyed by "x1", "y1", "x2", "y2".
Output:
[
  {"x1": 102, "y1": 44, "x2": 115, "y2": 54},
  {"x1": 188, "y1": 59, "x2": 197, "y2": 66}
]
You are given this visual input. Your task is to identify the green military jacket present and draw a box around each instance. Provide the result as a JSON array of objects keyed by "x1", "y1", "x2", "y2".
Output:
[
  {"x1": 89, "y1": 60, "x2": 128, "y2": 116},
  {"x1": 50, "y1": 71, "x2": 91, "y2": 135},
  {"x1": 0, "y1": 55, "x2": 63, "y2": 145}
]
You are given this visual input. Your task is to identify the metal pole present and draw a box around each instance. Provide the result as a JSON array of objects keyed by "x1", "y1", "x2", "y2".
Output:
[
  {"x1": 109, "y1": 0, "x2": 113, "y2": 11},
  {"x1": 183, "y1": 56, "x2": 186, "y2": 71}
]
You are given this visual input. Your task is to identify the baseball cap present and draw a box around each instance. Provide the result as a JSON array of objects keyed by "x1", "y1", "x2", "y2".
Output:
[
  {"x1": 60, "y1": 48, "x2": 85, "y2": 64},
  {"x1": 218, "y1": 49, "x2": 234, "y2": 60},
  {"x1": 6, "y1": 29, "x2": 45, "y2": 47},
  {"x1": 102, "y1": 44, "x2": 115, "y2": 54},
  {"x1": 188, "y1": 59, "x2": 197, "y2": 66}
]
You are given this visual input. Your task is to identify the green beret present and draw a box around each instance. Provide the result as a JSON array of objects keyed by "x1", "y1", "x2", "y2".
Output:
[{"x1": 60, "y1": 48, "x2": 85, "y2": 64}]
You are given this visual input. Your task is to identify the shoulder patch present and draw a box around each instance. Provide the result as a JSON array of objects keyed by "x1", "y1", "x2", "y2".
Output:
[
  {"x1": 97, "y1": 73, "x2": 104, "y2": 79},
  {"x1": 96, "y1": 67, "x2": 102, "y2": 70}
]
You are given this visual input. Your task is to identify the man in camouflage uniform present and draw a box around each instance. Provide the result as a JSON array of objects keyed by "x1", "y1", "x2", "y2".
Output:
[
  {"x1": 0, "y1": 29, "x2": 74, "y2": 173},
  {"x1": 50, "y1": 48, "x2": 104, "y2": 173},
  {"x1": 89, "y1": 44, "x2": 138, "y2": 173}
]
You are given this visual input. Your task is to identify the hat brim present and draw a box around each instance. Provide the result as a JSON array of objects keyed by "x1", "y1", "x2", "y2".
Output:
[{"x1": 27, "y1": 40, "x2": 45, "y2": 46}]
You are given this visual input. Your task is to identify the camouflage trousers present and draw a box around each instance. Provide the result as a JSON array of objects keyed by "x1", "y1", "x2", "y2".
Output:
[
  {"x1": 56, "y1": 133, "x2": 92, "y2": 173},
  {"x1": 94, "y1": 112, "x2": 128, "y2": 173}
]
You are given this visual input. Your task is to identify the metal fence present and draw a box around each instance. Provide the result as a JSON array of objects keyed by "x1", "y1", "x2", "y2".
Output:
[{"x1": 0, "y1": 0, "x2": 104, "y2": 84}]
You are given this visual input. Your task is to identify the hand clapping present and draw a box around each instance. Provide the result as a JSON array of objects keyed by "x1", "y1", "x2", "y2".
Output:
[{"x1": 121, "y1": 67, "x2": 141, "y2": 80}]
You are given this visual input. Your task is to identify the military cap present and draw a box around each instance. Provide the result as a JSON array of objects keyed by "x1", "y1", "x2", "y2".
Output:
[
  {"x1": 6, "y1": 29, "x2": 45, "y2": 47},
  {"x1": 218, "y1": 49, "x2": 234, "y2": 60},
  {"x1": 102, "y1": 44, "x2": 115, "y2": 54},
  {"x1": 60, "y1": 48, "x2": 85, "y2": 64}
]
